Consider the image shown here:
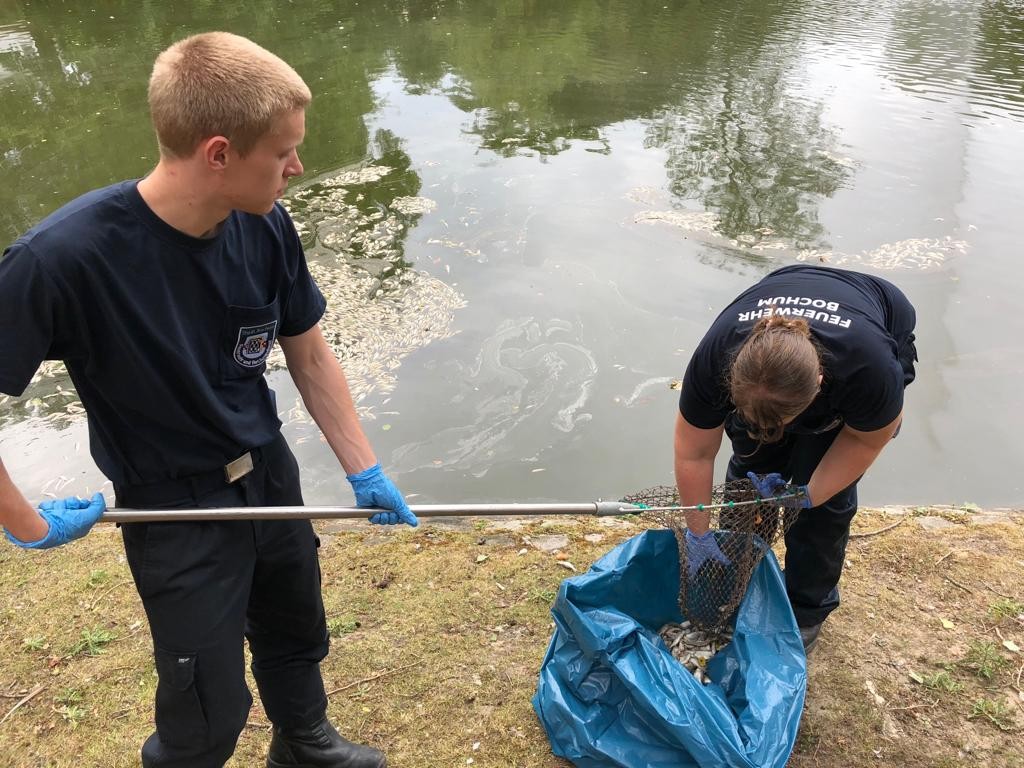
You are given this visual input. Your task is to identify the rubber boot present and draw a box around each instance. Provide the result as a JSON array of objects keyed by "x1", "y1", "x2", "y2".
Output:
[
  {"x1": 800, "y1": 622, "x2": 823, "y2": 655},
  {"x1": 266, "y1": 717, "x2": 386, "y2": 768}
]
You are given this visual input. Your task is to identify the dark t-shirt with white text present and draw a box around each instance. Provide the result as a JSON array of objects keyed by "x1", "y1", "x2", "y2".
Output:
[{"x1": 679, "y1": 265, "x2": 916, "y2": 434}]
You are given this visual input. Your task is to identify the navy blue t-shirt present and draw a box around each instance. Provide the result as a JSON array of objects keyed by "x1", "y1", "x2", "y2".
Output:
[
  {"x1": 0, "y1": 181, "x2": 326, "y2": 486},
  {"x1": 679, "y1": 265, "x2": 916, "y2": 434}
]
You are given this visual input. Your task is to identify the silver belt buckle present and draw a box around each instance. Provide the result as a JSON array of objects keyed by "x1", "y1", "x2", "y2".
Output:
[{"x1": 224, "y1": 452, "x2": 254, "y2": 483}]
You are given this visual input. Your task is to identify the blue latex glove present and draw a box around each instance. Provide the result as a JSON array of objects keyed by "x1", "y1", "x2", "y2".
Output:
[
  {"x1": 746, "y1": 471, "x2": 812, "y2": 508},
  {"x1": 684, "y1": 529, "x2": 730, "y2": 578},
  {"x1": 5, "y1": 493, "x2": 106, "y2": 549},
  {"x1": 347, "y1": 464, "x2": 418, "y2": 527}
]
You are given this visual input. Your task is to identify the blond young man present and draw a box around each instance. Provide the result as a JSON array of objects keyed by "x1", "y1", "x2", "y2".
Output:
[{"x1": 0, "y1": 32, "x2": 412, "y2": 768}]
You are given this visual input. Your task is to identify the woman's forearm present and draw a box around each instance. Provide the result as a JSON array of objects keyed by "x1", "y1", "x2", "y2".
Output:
[
  {"x1": 807, "y1": 416, "x2": 901, "y2": 506},
  {"x1": 674, "y1": 413, "x2": 723, "y2": 534}
]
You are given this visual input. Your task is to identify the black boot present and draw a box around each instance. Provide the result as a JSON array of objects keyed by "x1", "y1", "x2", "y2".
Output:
[
  {"x1": 799, "y1": 622, "x2": 823, "y2": 655},
  {"x1": 267, "y1": 717, "x2": 386, "y2": 768}
]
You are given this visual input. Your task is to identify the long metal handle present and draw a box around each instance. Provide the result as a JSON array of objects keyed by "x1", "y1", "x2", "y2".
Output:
[{"x1": 101, "y1": 501, "x2": 633, "y2": 523}]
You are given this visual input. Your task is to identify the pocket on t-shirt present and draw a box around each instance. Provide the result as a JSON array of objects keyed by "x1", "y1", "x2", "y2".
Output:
[{"x1": 221, "y1": 302, "x2": 280, "y2": 381}]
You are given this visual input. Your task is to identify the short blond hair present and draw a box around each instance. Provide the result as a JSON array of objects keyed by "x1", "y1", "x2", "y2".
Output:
[{"x1": 149, "y1": 32, "x2": 311, "y2": 158}]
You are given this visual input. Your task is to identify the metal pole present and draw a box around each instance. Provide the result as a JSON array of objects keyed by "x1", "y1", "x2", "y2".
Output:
[{"x1": 101, "y1": 500, "x2": 633, "y2": 523}]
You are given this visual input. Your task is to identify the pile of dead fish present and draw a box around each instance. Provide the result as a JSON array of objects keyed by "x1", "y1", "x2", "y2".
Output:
[{"x1": 657, "y1": 621, "x2": 733, "y2": 685}]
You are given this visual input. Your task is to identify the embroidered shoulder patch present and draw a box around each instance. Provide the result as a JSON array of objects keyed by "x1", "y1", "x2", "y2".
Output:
[{"x1": 233, "y1": 321, "x2": 278, "y2": 368}]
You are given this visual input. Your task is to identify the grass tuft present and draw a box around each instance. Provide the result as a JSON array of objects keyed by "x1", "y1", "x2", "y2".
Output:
[
  {"x1": 967, "y1": 698, "x2": 1016, "y2": 731},
  {"x1": 962, "y1": 640, "x2": 1010, "y2": 681}
]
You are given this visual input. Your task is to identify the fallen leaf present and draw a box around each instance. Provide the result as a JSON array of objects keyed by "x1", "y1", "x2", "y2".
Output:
[
  {"x1": 1002, "y1": 639, "x2": 1020, "y2": 652},
  {"x1": 476, "y1": 554, "x2": 489, "y2": 564},
  {"x1": 940, "y1": 618, "x2": 955, "y2": 630},
  {"x1": 908, "y1": 671, "x2": 924, "y2": 684}
]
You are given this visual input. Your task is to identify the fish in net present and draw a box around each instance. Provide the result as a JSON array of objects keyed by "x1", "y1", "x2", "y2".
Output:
[{"x1": 621, "y1": 479, "x2": 802, "y2": 637}]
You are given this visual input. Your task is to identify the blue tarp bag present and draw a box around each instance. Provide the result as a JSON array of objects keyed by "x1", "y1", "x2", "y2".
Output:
[{"x1": 533, "y1": 529, "x2": 806, "y2": 768}]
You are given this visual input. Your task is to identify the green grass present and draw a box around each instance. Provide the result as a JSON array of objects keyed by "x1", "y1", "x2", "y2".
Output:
[
  {"x1": 988, "y1": 597, "x2": 1024, "y2": 621},
  {"x1": 968, "y1": 698, "x2": 1016, "y2": 731},
  {"x1": 67, "y1": 627, "x2": 116, "y2": 658},
  {"x1": 962, "y1": 641, "x2": 1010, "y2": 681},
  {"x1": 921, "y1": 670, "x2": 963, "y2": 694},
  {"x1": 1, "y1": 509, "x2": 1022, "y2": 767}
]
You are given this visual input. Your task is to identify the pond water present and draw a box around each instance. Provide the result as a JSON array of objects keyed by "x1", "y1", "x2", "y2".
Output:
[{"x1": 1, "y1": 0, "x2": 1022, "y2": 507}]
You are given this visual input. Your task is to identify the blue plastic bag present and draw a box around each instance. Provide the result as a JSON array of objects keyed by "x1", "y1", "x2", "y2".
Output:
[{"x1": 533, "y1": 529, "x2": 806, "y2": 768}]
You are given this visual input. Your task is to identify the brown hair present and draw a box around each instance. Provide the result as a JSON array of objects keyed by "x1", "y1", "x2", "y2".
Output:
[
  {"x1": 148, "y1": 32, "x2": 311, "y2": 158},
  {"x1": 728, "y1": 313, "x2": 822, "y2": 443}
]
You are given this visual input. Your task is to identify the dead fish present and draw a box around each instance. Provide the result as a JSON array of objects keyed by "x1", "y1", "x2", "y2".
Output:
[{"x1": 658, "y1": 621, "x2": 733, "y2": 684}]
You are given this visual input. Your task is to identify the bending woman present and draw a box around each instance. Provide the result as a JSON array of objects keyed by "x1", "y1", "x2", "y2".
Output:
[{"x1": 675, "y1": 264, "x2": 917, "y2": 652}]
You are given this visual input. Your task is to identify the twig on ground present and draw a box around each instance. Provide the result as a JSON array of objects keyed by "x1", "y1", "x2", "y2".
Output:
[
  {"x1": 943, "y1": 576, "x2": 973, "y2": 594},
  {"x1": 849, "y1": 518, "x2": 905, "y2": 539},
  {"x1": 110, "y1": 622, "x2": 147, "y2": 645},
  {"x1": 986, "y1": 584, "x2": 1017, "y2": 600},
  {"x1": 934, "y1": 550, "x2": 954, "y2": 565},
  {"x1": 890, "y1": 700, "x2": 938, "y2": 712},
  {"x1": 0, "y1": 684, "x2": 44, "y2": 726},
  {"x1": 326, "y1": 661, "x2": 420, "y2": 697},
  {"x1": 89, "y1": 579, "x2": 132, "y2": 611}
]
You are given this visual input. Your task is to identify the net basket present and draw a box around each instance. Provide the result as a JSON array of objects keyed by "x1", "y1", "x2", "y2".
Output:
[{"x1": 621, "y1": 479, "x2": 800, "y2": 635}]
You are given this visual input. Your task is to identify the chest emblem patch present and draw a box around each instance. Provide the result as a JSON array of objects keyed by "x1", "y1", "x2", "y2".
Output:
[{"x1": 233, "y1": 321, "x2": 278, "y2": 368}]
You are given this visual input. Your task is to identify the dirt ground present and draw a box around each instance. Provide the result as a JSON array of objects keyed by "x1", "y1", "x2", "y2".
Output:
[{"x1": 0, "y1": 505, "x2": 1021, "y2": 767}]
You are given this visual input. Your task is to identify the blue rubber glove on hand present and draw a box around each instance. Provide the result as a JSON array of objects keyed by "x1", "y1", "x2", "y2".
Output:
[
  {"x1": 746, "y1": 471, "x2": 812, "y2": 508},
  {"x1": 684, "y1": 529, "x2": 730, "y2": 578},
  {"x1": 347, "y1": 464, "x2": 418, "y2": 527},
  {"x1": 5, "y1": 493, "x2": 106, "y2": 549}
]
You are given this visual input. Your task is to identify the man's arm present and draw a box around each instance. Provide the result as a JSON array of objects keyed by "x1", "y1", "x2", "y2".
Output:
[
  {"x1": 674, "y1": 412, "x2": 724, "y2": 535},
  {"x1": 805, "y1": 412, "x2": 903, "y2": 507},
  {"x1": 279, "y1": 325, "x2": 416, "y2": 525},
  {"x1": 0, "y1": 458, "x2": 48, "y2": 542},
  {"x1": 279, "y1": 325, "x2": 377, "y2": 475}
]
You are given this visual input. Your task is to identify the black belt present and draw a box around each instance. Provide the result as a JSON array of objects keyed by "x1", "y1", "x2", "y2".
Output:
[{"x1": 115, "y1": 438, "x2": 278, "y2": 509}]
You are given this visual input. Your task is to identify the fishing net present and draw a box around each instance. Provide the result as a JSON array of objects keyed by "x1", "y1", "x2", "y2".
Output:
[{"x1": 620, "y1": 479, "x2": 802, "y2": 635}]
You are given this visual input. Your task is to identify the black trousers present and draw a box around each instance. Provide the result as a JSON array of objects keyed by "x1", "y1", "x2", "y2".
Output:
[
  {"x1": 725, "y1": 418, "x2": 857, "y2": 628},
  {"x1": 116, "y1": 434, "x2": 329, "y2": 768}
]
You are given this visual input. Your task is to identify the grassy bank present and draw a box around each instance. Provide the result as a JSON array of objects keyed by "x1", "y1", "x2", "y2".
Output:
[{"x1": 1, "y1": 507, "x2": 1021, "y2": 767}]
